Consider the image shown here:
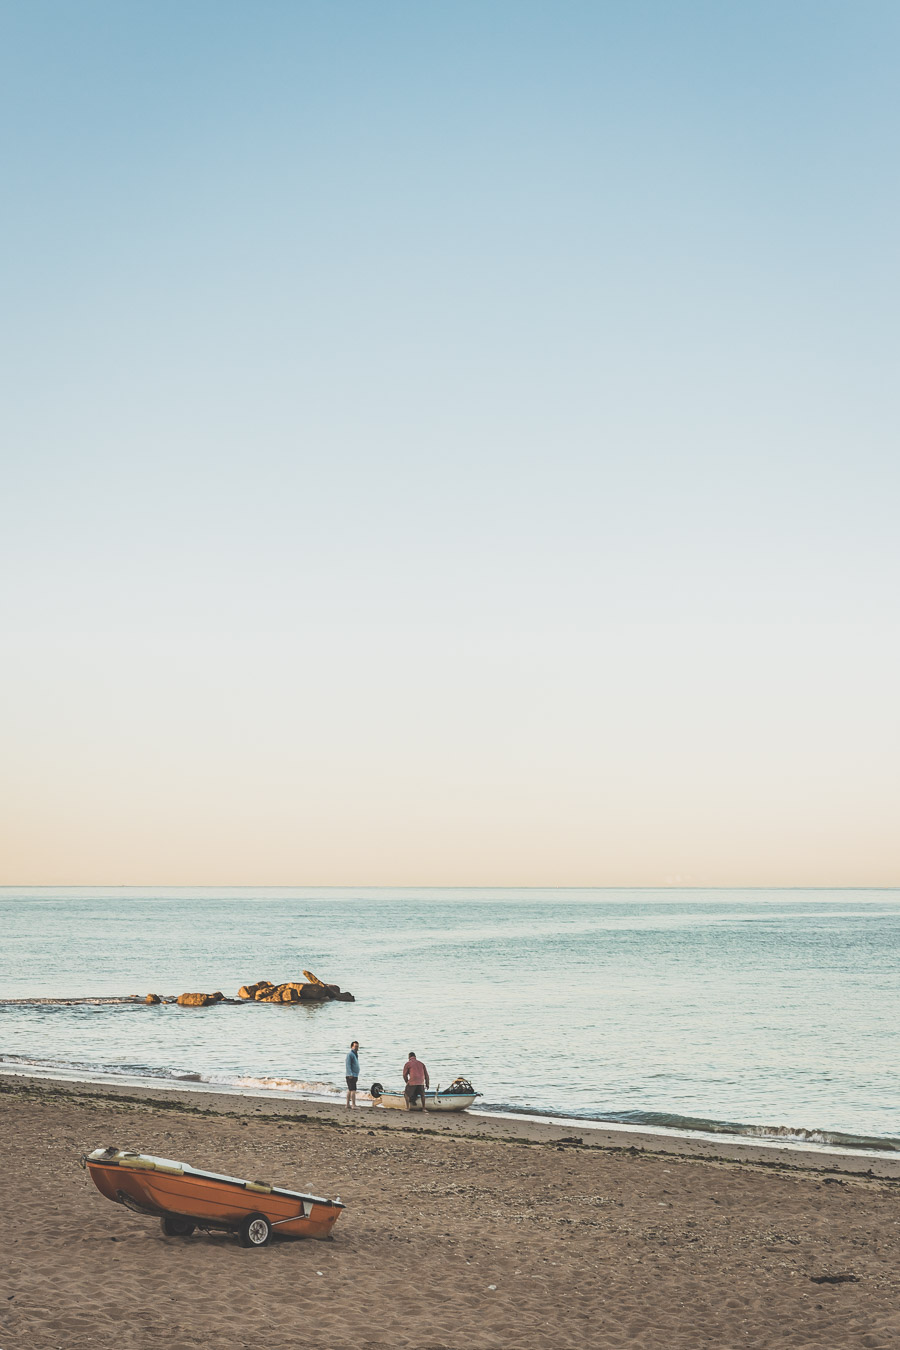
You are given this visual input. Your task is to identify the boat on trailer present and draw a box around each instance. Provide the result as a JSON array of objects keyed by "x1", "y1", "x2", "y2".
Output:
[
  {"x1": 83, "y1": 1147, "x2": 344, "y2": 1247},
  {"x1": 369, "y1": 1076, "x2": 482, "y2": 1113}
]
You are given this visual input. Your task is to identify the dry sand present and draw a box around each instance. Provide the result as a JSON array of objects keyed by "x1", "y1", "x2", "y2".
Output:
[{"x1": 2, "y1": 1074, "x2": 899, "y2": 1350}]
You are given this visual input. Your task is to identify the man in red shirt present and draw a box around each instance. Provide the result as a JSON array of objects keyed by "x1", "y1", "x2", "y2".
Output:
[{"x1": 402, "y1": 1051, "x2": 430, "y2": 1111}]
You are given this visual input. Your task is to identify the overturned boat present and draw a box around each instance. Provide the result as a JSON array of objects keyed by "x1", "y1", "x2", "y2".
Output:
[
  {"x1": 369, "y1": 1076, "x2": 482, "y2": 1113},
  {"x1": 83, "y1": 1147, "x2": 344, "y2": 1247}
]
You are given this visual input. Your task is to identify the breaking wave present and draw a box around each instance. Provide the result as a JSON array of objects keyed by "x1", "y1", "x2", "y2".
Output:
[
  {"x1": 479, "y1": 1101, "x2": 900, "y2": 1153},
  {"x1": 599, "y1": 1109, "x2": 900, "y2": 1152},
  {"x1": 0, "y1": 1053, "x2": 359, "y2": 1101}
]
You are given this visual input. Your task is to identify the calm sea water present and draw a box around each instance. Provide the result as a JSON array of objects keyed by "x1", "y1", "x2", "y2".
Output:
[{"x1": 1, "y1": 888, "x2": 898, "y2": 1149}]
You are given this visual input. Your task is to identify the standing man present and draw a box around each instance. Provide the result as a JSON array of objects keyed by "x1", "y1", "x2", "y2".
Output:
[
  {"x1": 402, "y1": 1050, "x2": 429, "y2": 1111},
  {"x1": 345, "y1": 1040, "x2": 360, "y2": 1109}
]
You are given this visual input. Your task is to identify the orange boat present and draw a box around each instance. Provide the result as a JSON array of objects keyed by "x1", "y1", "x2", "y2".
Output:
[{"x1": 83, "y1": 1147, "x2": 344, "y2": 1247}]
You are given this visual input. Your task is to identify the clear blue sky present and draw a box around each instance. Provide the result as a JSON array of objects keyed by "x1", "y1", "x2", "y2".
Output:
[{"x1": 2, "y1": 2, "x2": 898, "y2": 883}]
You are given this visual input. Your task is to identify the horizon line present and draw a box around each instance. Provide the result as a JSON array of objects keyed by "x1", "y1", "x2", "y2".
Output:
[{"x1": 1, "y1": 882, "x2": 898, "y2": 892}]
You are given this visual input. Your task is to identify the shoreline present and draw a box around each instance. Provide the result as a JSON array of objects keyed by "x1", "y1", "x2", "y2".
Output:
[
  {"x1": 5, "y1": 1059, "x2": 900, "y2": 1164},
  {"x1": 5, "y1": 1069, "x2": 900, "y2": 1179}
]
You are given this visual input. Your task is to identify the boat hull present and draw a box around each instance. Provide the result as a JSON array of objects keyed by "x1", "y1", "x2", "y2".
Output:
[
  {"x1": 85, "y1": 1150, "x2": 342, "y2": 1239},
  {"x1": 375, "y1": 1091, "x2": 478, "y2": 1112}
]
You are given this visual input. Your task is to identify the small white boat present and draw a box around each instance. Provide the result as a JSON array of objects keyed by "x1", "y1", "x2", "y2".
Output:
[{"x1": 369, "y1": 1077, "x2": 481, "y2": 1113}]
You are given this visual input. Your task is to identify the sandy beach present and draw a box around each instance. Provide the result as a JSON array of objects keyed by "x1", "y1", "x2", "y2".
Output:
[{"x1": 2, "y1": 1074, "x2": 899, "y2": 1349}]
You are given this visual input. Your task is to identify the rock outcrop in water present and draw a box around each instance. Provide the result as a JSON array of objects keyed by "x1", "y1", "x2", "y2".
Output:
[
  {"x1": 238, "y1": 972, "x2": 354, "y2": 1003},
  {"x1": 133, "y1": 975, "x2": 354, "y2": 1007},
  {"x1": 176, "y1": 991, "x2": 225, "y2": 1008},
  {"x1": 238, "y1": 980, "x2": 274, "y2": 1000}
]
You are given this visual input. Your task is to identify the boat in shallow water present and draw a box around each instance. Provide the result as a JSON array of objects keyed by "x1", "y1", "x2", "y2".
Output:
[
  {"x1": 83, "y1": 1147, "x2": 344, "y2": 1247},
  {"x1": 369, "y1": 1077, "x2": 482, "y2": 1112}
]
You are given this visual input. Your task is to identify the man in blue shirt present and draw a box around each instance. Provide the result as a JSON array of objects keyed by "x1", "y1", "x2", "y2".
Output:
[{"x1": 345, "y1": 1041, "x2": 360, "y2": 1109}]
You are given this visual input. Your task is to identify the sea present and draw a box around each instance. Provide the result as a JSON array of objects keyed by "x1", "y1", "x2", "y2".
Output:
[{"x1": 2, "y1": 887, "x2": 898, "y2": 1155}]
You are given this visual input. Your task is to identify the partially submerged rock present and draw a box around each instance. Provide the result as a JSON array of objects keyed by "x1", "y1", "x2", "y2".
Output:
[
  {"x1": 239, "y1": 980, "x2": 275, "y2": 1001},
  {"x1": 256, "y1": 981, "x2": 327, "y2": 1003},
  {"x1": 237, "y1": 973, "x2": 354, "y2": 1003},
  {"x1": 304, "y1": 971, "x2": 355, "y2": 1002},
  {"x1": 161, "y1": 977, "x2": 354, "y2": 1007},
  {"x1": 176, "y1": 991, "x2": 225, "y2": 1008}
]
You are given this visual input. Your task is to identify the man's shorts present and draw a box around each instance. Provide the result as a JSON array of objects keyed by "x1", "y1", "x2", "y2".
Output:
[
  {"x1": 345, "y1": 1075, "x2": 358, "y2": 1090},
  {"x1": 405, "y1": 1082, "x2": 426, "y2": 1105}
]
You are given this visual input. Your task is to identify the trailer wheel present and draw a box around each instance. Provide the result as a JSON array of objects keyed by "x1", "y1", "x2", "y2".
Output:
[
  {"x1": 370, "y1": 1082, "x2": 384, "y2": 1099},
  {"x1": 238, "y1": 1212, "x2": 272, "y2": 1248},
  {"x1": 161, "y1": 1215, "x2": 196, "y2": 1237}
]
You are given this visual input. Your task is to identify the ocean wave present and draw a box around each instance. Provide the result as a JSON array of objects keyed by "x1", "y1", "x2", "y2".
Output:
[
  {"x1": 228, "y1": 1074, "x2": 342, "y2": 1096},
  {"x1": 0, "y1": 1054, "x2": 367, "y2": 1101},
  {"x1": 495, "y1": 1104, "x2": 900, "y2": 1152},
  {"x1": 0, "y1": 996, "x2": 146, "y2": 1005},
  {"x1": 716, "y1": 1121, "x2": 900, "y2": 1152},
  {"x1": 0, "y1": 1052, "x2": 203, "y2": 1081},
  {"x1": 606, "y1": 1109, "x2": 900, "y2": 1151}
]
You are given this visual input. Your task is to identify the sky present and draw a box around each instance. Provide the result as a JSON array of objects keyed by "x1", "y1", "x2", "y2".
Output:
[{"x1": 1, "y1": 0, "x2": 898, "y2": 886}]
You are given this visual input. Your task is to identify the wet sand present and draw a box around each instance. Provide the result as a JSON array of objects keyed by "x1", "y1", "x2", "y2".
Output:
[{"x1": 2, "y1": 1073, "x2": 900, "y2": 1349}]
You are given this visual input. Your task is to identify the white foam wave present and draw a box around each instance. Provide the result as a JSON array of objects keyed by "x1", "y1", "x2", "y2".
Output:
[{"x1": 230, "y1": 1074, "x2": 339, "y2": 1095}]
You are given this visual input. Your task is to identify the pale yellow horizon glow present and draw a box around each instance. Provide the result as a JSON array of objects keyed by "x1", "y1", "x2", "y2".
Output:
[{"x1": 3, "y1": 622, "x2": 897, "y2": 888}]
